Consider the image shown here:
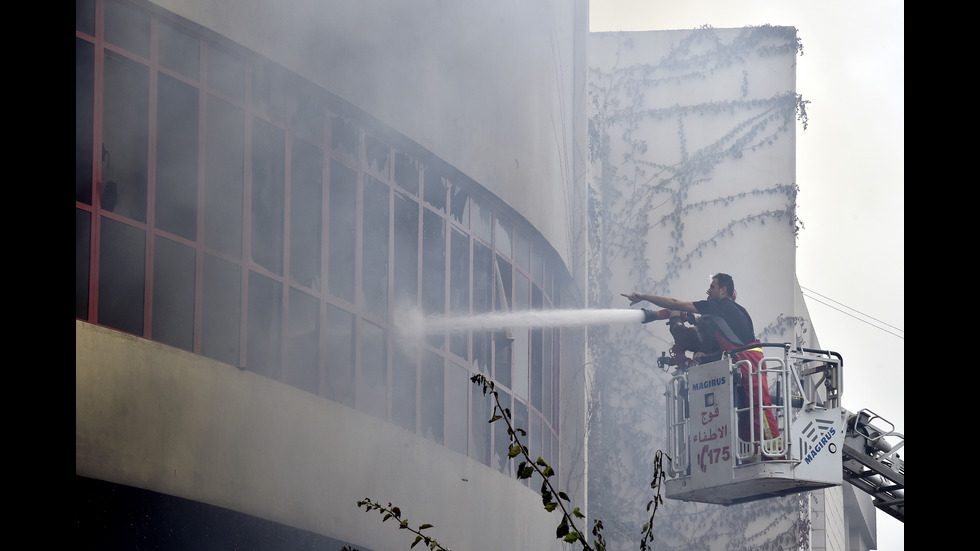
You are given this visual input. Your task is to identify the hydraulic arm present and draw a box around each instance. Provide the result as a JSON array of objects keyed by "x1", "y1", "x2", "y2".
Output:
[{"x1": 841, "y1": 409, "x2": 904, "y2": 522}]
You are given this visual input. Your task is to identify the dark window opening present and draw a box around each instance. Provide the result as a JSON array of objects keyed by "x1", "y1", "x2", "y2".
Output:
[
  {"x1": 250, "y1": 117, "x2": 285, "y2": 275},
  {"x1": 103, "y1": 50, "x2": 149, "y2": 222},
  {"x1": 155, "y1": 73, "x2": 199, "y2": 241},
  {"x1": 98, "y1": 217, "x2": 146, "y2": 335},
  {"x1": 152, "y1": 236, "x2": 196, "y2": 351},
  {"x1": 289, "y1": 140, "x2": 323, "y2": 290},
  {"x1": 327, "y1": 161, "x2": 357, "y2": 301}
]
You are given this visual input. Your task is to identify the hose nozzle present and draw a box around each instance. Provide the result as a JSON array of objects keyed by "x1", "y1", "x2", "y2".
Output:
[{"x1": 641, "y1": 308, "x2": 658, "y2": 324}]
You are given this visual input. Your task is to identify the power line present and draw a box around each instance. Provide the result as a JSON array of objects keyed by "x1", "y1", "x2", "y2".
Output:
[
  {"x1": 800, "y1": 287, "x2": 904, "y2": 340},
  {"x1": 800, "y1": 286, "x2": 903, "y2": 332}
]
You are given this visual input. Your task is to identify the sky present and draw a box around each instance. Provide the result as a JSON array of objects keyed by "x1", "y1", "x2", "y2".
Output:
[{"x1": 589, "y1": 1, "x2": 904, "y2": 549}]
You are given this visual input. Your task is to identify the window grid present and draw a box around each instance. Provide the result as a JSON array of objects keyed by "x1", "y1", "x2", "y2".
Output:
[{"x1": 76, "y1": 0, "x2": 564, "y2": 475}]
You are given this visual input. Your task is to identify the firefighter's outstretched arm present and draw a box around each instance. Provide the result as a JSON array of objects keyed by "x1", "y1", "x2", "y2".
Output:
[{"x1": 622, "y1": 292, "x2": 698, "y2": 314}]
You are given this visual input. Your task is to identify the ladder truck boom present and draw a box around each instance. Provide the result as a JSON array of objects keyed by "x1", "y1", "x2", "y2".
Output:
[{"x1": 842, "y1": 409, "x2": 904, "y2": 522}]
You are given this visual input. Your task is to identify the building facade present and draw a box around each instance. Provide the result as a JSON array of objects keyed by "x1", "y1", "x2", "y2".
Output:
[
  {"x1": 76, "y1": 2, "x2": 875, "y2": 550},
  {"x1": 76, "y1": 0, "x2": 589, "y2": 549}
]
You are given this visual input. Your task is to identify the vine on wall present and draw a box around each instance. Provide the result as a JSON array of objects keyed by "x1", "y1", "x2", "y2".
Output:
[{"x1": 586, "y1": 25, "x2": 811, "y2": 550}]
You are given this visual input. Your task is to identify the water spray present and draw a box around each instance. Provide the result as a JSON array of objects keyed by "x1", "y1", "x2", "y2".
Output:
[{"x1": 395, "y1": 307, "x2": 660, "y2": 342}]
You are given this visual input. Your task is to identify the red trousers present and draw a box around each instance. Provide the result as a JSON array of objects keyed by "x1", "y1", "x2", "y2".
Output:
[{"x1": 735, "y1": 347, "x2": 780, "y2": 443}]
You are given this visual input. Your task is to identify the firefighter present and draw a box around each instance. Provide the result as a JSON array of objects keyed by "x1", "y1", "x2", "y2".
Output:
[{"x1": 623, "y1": 273, "x2": 781, "y2": 450}]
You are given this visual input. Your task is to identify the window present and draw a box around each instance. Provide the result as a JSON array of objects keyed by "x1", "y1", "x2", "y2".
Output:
[{"x1": 75, "y1": 0, "x2": 565, "y2": 476}]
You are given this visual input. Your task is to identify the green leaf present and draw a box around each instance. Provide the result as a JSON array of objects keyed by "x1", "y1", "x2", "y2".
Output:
[
  {"x1": 544, "y1": 502, "x2": 558, "y2": 512},
  {"x1": 563, "y1": 532, "x2": 581, "y2": 543},
  {"x1": 489, "y1": 415, "x2": 502, "y2": 423},
  {"x1": 558, "y1": 491, "x2": 570, "y2": 501},
  {"x1": 411, "y1": 536, "x2": 423, "y2": 548},
  {"x1": 419, "y1": 524, "x2": 433, "y2": 530},
  {"x1": 556, "y1": 521, "x2": 569, "y2": 538}
]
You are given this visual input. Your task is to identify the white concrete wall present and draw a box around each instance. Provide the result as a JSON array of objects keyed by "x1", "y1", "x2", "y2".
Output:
[
  {"x1": 76, "y1": 321, "x2": 566, "y2": 550},
  {"x1": 586, "y1": 27, "x2": 809, "y2": 549}
]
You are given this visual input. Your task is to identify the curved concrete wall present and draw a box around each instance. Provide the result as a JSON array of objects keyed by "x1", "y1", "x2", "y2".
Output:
[
  {"x1": 76, "y1": 321, "x2": 565, "y2": 550},
  {"x1": 152, "y1": 0, "x2": 588, "y2": 270}
]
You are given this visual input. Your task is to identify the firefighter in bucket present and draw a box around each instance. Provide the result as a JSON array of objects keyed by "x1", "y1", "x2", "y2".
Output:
[{"x1": 623, "y1": 273, "x2": 781, "y2": 449}]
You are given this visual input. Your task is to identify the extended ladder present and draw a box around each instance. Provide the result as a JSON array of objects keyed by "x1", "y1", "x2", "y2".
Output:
[{"x1": 842, "y1": 409, "x2": 904, "y2": 522}]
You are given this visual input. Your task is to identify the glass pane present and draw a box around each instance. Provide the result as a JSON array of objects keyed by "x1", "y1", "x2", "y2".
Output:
[
  {"x1": 290, "y1": 140, "x2": 322, "y2": 289},
  {"x1": 152, "y1": 236, "x2": 195, "y2": 351},
  {"x1": 532, "y1": 248, "x2": 544, "y2": 288},
  {"x1": 159, "y1": 22, "x2": 200, "y2": 80},
  {"x1": 291, "y1": 81, "x2": 324, "y2": 143},
  {"x1": 469, "y1": 197, "x2": 492, "y2": 243},
  {"x1": 76, "y1": 0, "x2": 95, "y2": 35},
  {"x1": 252, "y1": 60, "x2": 287, "y2": 122},
  {"x1": 494, "y1": 217, "x2": 512, "y2": 258},
  {"x1": 328, "y1": 161, "x2": 357, "y2": 301},
  {"x1": 362, "y1": 176, "x2": 390, "y2": 318},
  {"x1": 358, "y1": 321, "x2": 388, "y2": 421},
  {"x1": 393, "y1": 192, "x2": 419, "y2": 306},
  {"x1": 324, "y1": 304, "x2": 355, "y2": 407},
  {"x1": 287, "y1": 287, "x2": 320, "y2": 394},
  {"x1": 76, "y1": 38, "x2": 94, "y2": 204},
  {"x1": 470, "y1": 378, "x2": 491, "y2": 465},
  {"x1": 514, "y1": 400, "x2": 529, "y2": 480},
  {"x1": 471, "y1": 242, "x2": 492, "y2": 374},
  {"x1": 423, "y1": 170, "x2": 446, "y2": 213},
  {"x1": 207, "y1": 46, "x2": 244, "y2": 100},
  {"x1": 531, "y1": 413, "x2": 543, "y2": 485},
  {"x1": 330, "y1": 114, "x2": 358, "y2": 160},
  {"x1": 449, "y1": 229, "x2": 469, "y2": 358},
  {"x1": 76, "y1": 209, "x2": 91, "y2": 319},
  {"x1": 531, "y1": 325, "x2": 543, "y2": 412},
  {"x1": 515, "y1": 231, "x2": 530, "y2": 271},
  {"x1": 365, "y1": 134, "x2": 390, "y2": 177},
  {"x1": 105, "y1": 0, "x2": 149, "y2": 58},
  {"x1": 205, "y1": 96, "x2": 244, "y2": 257},
  {"x1": 202, "y1": 254, "x2": 241, "y2": 366},
  {"x1": 420, "y1": 350, "x2": 444, "y2": 444},
  {"x1": 422, "y1": 209, "x2": 445, "y2": 349},
  {"x1": 247, "y1": 271, "x2": 283, "y2": 378},
  {"x1": 156, "y1": 73, "x2": 199, "y2": 240},
  {"x1": 512, "y1": 271, "x2": 529, "y2": 399},
  {"x1": 449, "y1": 183, "x2": 468, "y2": 225},
  {"x1": 251, "y1": 117, "x2": 285, "y2": 275},
  {"x1": 493, "y1": 389, "x2": 511, "y2": 474},
  {"x1": 392, "y1": 345, "x2": 417, "y2": 433},
  {"x1": 103, "y1": 51, "x2": 149, "y2": 222},
  {"x1": 98, "y1": 217, "x2": 145, "y2": 336},
  {"x1": 550, "y1": 433, "x2": 558, "y2": 481},
  {"x1": 394, "y1": 151, "x2": 419, "y2": 195},
  {"x1": 422, "y1": 210, "x2": 446, "y2": 315},
  {"x1": 544, "y1": 328, "x2": 555, "y2": 426},
  {"x1": 494, "y1": 256, "x2": 512, "y2": 389},
  {"x1": 446, "y1": 363, "x2": 468, "y2": 456}
]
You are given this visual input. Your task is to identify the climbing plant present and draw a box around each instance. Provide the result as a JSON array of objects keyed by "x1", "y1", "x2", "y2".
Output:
[
  {"x1": 343, "y1": 374, "x2": 670, "y2": 551},
  {"x1": 586, "y1": 25, "x2": 812, "y2": 549}
]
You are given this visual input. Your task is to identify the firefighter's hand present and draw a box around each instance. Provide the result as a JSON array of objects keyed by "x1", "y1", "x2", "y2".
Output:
[{"x1": 622, "y1": 292, "x2": 643, "y2": 306}]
